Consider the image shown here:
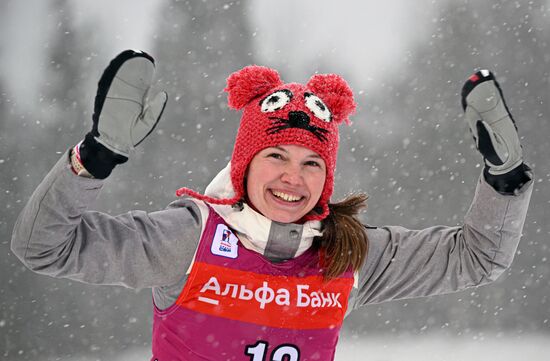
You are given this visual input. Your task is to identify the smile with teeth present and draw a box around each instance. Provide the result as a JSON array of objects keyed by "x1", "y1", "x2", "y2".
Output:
[{"x1": 270, "y1": 190, "x2": 304, "y2": 202}]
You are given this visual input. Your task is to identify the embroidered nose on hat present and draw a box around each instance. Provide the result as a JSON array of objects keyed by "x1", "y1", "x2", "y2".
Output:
[
  {"x1": 267, "y1": 110, "x2": 330, "y2": 143},
  {"x1": 176, "y1": 65, "x2": 357, "y2": 221}
]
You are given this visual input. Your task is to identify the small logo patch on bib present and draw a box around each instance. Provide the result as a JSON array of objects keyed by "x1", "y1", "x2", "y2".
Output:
[{"x1": 211, "y1": 224, "x2": 239, "y2": 259}]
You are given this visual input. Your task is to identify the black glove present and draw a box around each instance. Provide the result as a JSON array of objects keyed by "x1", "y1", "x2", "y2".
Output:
[
  {"x1": 79, "y1": 50, "x2": 167, "y2": 179},
  {"x1": 461, "y1": 70, "x2": 531, "y2": 195}
]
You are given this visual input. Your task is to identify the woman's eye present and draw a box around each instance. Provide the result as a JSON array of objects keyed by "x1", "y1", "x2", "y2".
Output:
[
  {"x1": 304, "y1": 92, "x2": 332, "y2": 122},
  {"x1": 267, "y1": 153, "x2": 284, "y2": 160},
  {"x1": 306, "y1": 160, "x2": 322, "y2": 168},
  {"x1": 260, "y1": 90, "x2": 293, "y2": 113}
]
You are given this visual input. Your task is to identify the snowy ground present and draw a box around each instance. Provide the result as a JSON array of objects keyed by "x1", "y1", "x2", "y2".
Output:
[{"x1": 39, "y1": 334, "x2": 550, "y2": 361}]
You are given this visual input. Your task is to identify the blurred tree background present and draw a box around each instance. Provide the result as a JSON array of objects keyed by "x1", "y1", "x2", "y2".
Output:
[{"x1": 1, "y1": 0, "x2": 549, "y2": 359}]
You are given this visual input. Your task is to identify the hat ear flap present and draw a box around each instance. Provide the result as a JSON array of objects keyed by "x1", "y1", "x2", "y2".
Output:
[
  {"x1": 307, "y1": 74, "x2": 356, "y2": 124},
  {"x1": 224, "y1": 65, "x2": 283, "y2": 110}
]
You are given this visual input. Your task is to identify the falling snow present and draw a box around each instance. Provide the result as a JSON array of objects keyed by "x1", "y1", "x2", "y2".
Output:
[{"x1": 1, "y1": 0, "x2": 549, "y2": 360}]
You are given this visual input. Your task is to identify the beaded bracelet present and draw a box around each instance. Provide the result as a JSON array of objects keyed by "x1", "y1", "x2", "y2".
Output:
[{"x1": 70, "y1": 141, "x2": 93, "y2": 178}]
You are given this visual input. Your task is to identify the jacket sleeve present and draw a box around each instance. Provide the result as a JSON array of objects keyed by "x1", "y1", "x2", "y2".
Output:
[
  {"x1": 351, "y1": 172, "x2": 533, "y2": 309},
  {"x1": 10, "y1": 151, "x2": 203, "y2": 289}
]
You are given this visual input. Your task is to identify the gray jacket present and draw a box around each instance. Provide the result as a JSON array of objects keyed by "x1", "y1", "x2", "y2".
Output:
[{"x1": 11, "y1": 152, "x2": 533, "y2": 314}]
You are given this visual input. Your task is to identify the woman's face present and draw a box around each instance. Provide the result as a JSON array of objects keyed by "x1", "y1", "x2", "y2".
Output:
[{"x1": 245, "y1": 145, "x2": 327, "y2": 223}]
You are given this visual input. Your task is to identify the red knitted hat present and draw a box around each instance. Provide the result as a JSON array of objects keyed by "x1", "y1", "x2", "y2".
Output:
[{"x1": 176, "y1": 65, "x2": 356, "y2": 221}]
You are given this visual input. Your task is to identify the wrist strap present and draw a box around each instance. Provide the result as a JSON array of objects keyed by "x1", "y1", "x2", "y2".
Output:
[
  {"x1": 79, "y1": 133, "x2": 128, "y2": 179},
  {"x1": 484, "y1": 163, "x2": 532, "y2": 195}
]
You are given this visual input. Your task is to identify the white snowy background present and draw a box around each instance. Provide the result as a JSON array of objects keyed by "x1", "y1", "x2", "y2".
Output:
[{"x1": 1, "y1": 0, "x2": 549, "y2": 360}]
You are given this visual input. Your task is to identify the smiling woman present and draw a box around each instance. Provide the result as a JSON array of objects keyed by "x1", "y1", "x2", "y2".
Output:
[
  {"x1": 11, "y1": 51, "x2": 533, "y2": 361},
  {"x1": 246, "y1": 145, "x2": 327, "y2": 223}
]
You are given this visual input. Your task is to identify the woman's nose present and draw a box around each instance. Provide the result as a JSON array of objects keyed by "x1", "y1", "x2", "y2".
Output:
[{"x1": 280, "y1": 165, "x2": 302, "y2": 185}]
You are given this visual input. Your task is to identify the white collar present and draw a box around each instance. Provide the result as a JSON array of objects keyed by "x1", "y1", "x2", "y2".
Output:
[{"x1": 204, "y1": 162, "x2": 322, "y2": 257}]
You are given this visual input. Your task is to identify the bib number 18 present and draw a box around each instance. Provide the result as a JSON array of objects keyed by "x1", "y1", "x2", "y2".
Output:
[{"x1": 245, "y1": 341, "x2": 300, "y2": 361}]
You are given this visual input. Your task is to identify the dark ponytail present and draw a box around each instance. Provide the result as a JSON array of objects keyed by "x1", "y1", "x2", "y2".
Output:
[{"x1": 318, "y1": 193, "x2": 369, "y2": 279}]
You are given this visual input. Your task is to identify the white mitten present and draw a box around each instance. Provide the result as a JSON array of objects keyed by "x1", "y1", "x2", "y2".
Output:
[
  {"x1": 79, "y1": 50, "x2": 167, "y2": 179},
  {"x1": 461, "y1": 70, "x2": 531, "y2": 194},
  {"x1": 461, "y1": 69, "x2": 522, "y2": 176}
]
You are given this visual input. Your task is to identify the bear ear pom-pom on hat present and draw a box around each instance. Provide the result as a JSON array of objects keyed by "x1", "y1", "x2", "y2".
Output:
[
  {"x1": 305, "y1": 73, "x2": 356, "y2": 125},
  {"x1": 225, "y1": 66, "x2": 283, "y2": 110},
  {"x1": 176, "y1": 65, "x2": 357, "y2": 221}
]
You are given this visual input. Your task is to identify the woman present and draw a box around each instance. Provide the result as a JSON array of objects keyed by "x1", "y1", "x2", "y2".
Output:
[{"x1": 11, "y1": 50, "x2": 533, "y2": 361}]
